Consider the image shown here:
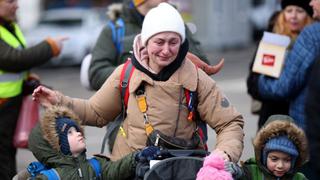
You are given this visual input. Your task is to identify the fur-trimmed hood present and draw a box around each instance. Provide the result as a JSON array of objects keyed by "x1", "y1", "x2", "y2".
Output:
[
  {"x1": 40, "y1": 106, "x2": 85, "y2": 154},
  {"x1": 106, "y1": 0, "x2": 144, "y2": 27},
  {"x1": 106, "y1": 3, "x2": 123, "y2": 21},
  {"x1": 28, "y1": 106, "x2": 137, "y2": 179},
  {"x1": 253, "y1": 115, "x2": 308, "y2": 171}
]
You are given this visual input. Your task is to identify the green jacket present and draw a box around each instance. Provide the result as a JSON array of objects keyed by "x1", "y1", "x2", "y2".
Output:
[
  {"x1": 240, "y1": 158, "x2": 306, "y2": 180},
  {"x1": 28, "y1": 107, "x2": 137, "y2": 180},
  {"x1": 89, "y1": 1, "x2": 209, "y2": 90}
]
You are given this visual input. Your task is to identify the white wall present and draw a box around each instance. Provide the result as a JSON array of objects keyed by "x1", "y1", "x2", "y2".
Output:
[
  {"x1": 17, "y1": 0, "x2": 41, "y2": 31},
  {"x1": 192, "y1": 0, "x2": 252, "y2": 50}
]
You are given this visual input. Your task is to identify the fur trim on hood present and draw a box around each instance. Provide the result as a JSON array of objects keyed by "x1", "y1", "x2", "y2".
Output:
[
  {"x1": 253, "y1": 116, "x2": 308, "y2": 169},
  {"x1": 40, "y1": 106, "x2": 84, "y2": 154},
  {"x1": 106, "y1": 3, "x2": 123, "y2": 21}
]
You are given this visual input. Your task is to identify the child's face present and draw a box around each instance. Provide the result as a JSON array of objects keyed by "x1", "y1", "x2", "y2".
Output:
[
  {"x1": 267, "y1": 151, "x2": 292, "y2": 177},
  {"x1": 68, "y1": 127, "x2": 86, "y2": 157}
]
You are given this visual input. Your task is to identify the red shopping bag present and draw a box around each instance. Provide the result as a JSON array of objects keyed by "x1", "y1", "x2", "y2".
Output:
[{"x1": 13, "y1": 95, "x2": 40, "y2": 148}]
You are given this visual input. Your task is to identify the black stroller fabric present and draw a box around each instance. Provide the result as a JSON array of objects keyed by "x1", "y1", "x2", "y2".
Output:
[{"x1": 143, "y1": 156, "x2": 204, "y2": 180}]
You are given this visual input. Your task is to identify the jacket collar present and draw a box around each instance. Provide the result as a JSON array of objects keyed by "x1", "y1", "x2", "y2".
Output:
[{"x1": 131, "y1": 34, "x2": 189, "y2": 82}]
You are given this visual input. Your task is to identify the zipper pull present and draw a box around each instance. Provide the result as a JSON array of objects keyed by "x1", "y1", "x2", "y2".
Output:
[
  {"x1": 137, "y1": 95, "x2": 147, "y2": 113},
  {"x1": 187, "y1": 111, "x2": 194, "y2": 121},
  {"x1": 78, "y1": 168, "x2": 83, "y2": 178},
  {"x1": 155, "y1": 134, "x2": 160, "y2": 146},
  {"x1": 119, "y1": 126, "x2": 127, "y2": 138},
  {"x1": 145, "y1": 122, "x2": 154, "y2": 136}
]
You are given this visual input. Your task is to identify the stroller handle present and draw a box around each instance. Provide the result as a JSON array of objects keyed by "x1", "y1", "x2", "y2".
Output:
[{"x1": 157, "y1": 149, "x2": 209, "y2": 158}]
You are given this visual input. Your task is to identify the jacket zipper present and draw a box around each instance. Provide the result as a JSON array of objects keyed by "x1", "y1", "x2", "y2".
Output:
[
  {"x1": 75, "y1": 159, "x2": 83, "y2": 180},
  {"x1": 78, "y1": 168, "x2": 83, "y2": 179}
]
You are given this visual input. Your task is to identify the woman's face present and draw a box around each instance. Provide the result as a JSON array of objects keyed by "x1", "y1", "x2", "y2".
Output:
[
  {"x1": 267, "y1": 151, "x2": 292, "y2": 177},
  {"x1": 310, "y1": 0, "x2": 320, "y2": 20},
  {"x1": 0, "y1": 0, "x2": 18, "y2": 22},
  {"x1": 284, "y1": 5, "x2": 309, "y2": 32},
  {"x1": 146, "y1": 32, "x2": 181, "y2": 73}
]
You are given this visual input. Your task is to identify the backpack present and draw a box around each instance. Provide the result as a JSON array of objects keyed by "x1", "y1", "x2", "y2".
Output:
[
  {"x1": 101, "y1": 60, "x2": 208, "y2": 154},
  {"x1": 80, "y1": 18, "x2": 125, "y2": 90},
  {"x1": 107, "y1": 18, "x2": 125, "y2": 55},
  {"x1": 27, "y1": 158, "x2": 101, "y2": 180}
]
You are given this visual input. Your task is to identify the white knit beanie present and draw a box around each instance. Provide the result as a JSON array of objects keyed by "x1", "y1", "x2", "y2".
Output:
[{"x1": 141, "y1": 2, "x2": 186, "y2": 46}]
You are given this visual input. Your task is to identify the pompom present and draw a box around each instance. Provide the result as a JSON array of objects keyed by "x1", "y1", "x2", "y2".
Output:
[
  {"x1": 197, "y1": 152, "x2": 233, "y2": 180},
  {"x1": 203, "y1": 152, "x2": 226, "y2": 170}
]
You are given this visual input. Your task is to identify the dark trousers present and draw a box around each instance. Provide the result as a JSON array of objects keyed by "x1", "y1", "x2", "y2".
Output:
[{"x1": 0, "y1": 95, "x2": 22, "y2": 180}]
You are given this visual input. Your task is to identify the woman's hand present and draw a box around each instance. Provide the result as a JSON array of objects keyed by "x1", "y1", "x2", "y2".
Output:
[
  {"x1": 27, "y1": 73, "x2": 40, "y2": 81},
  {"x1": 197, "y1": 151, "x2": 233, "y2": 180},
  {"x1": 51, "y1": 36, "x2": 69, "y2": 50},
  {"x1": 186, "y1": 52, "x2": 224, "y2": 75},
  {"x1": 213, "y1": 148, "x2": 231, "y2": 162},
  {"x1": 46, "y1": 36, "x2": 69, "y2": 57},
  {"x1": 32, "y1": 85, "x2": 60, "y2": 108}
]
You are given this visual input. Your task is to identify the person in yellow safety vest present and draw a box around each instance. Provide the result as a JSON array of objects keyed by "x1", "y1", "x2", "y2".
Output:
[{"x1": 0, "y1": 0, "x2": 67, "y2": 179}]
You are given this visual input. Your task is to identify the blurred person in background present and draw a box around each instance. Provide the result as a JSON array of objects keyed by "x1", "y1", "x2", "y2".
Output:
[
  {"x1": 248, "y1": 0, "x2": 320, "y2": 177},
  {"x1": 247, "y1": 0, "x2": 313, "y2": 129},
  {"x1": 88, "y1": 0, "x2": 223, "y2": 91},
  {"x1": 0, "y1": 0, "x2": 66, "y2": 179},
  {"x1": 305, "y1": 55, "x2": 320, "y2": 180},
  {"x1": 253, "y1": 0, "x2": 319, "y2": 130}
]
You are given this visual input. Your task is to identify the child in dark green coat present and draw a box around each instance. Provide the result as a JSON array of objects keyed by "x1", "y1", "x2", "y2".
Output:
[{"x1": 15, "y1": 106, "x2": 158, "y2": 180}]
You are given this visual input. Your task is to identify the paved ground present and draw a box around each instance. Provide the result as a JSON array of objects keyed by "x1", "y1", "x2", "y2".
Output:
[{"x1": 16, "y1": 44, "x2": 259, "y2": 171}]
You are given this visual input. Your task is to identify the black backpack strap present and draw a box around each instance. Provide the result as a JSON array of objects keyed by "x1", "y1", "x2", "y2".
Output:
[
  {"x1": 184, "y1": 89, "x2": 208, "y2": 150},
  {"x1": 120, "y1": 59, "x2": 135, "y2": 109},
  {"x1": 100, "y1": 59, "x2": 135, "y2": 154}
]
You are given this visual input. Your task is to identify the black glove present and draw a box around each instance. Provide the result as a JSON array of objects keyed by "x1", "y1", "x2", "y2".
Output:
[
  {"x1": 22, "y1": 79, "x2": 40, "y2": 96},
  {"x1": 135, "y1": 146, "x2": 160, "y2": 162},
  {"x1": 247, "y1": 71, "x2": 261, "y2": 97}
]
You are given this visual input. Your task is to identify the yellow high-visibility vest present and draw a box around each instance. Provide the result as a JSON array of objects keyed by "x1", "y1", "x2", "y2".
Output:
[{"x1": 0, "y1": 23, "x2": 27, "y2": 98}]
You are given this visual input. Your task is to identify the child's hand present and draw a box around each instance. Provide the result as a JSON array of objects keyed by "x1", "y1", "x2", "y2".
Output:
[
  {"x1": 32, "y1": 86, "x2": 61, "y2": 108},
  {"x1": 213, "y1": 148, "x2": 230, "y2": 161}
]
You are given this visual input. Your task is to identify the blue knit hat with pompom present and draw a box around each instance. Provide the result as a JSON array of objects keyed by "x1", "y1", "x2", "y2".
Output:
[{"x1": 55, "y1": 117, "x2": 81, "y2": 155}]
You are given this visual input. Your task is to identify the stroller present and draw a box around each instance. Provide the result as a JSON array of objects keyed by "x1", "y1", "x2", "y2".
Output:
[
  {"x1": 13, "y1": 148, "x2": 208, "y2": 180},
  {"x1": 136, "y1": 149, "x2": 208, "y2": 180}
]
